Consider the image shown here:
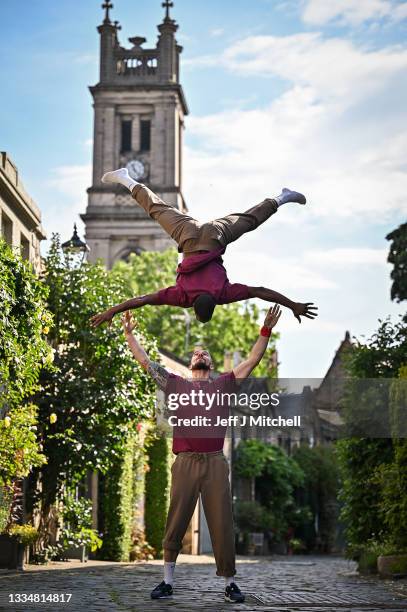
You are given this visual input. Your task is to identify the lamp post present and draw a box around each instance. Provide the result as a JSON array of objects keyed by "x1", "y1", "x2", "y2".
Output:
[{"x1": 61, "y1": 224, "x2": 89, "y2": 267}]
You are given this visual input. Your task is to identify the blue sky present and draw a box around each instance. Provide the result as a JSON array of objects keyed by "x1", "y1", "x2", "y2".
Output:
[{"x1": 1, "y1": 0, "x2": 406, "y2": 378}]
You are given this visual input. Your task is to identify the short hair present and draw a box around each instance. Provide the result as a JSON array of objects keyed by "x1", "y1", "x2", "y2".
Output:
[{"x1": 193, "y1": 293, "x2": 216, "y2": 323}]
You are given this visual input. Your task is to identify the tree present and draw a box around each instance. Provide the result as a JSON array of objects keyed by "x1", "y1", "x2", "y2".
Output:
[
  {"x1": 112, "y1": 249, "x2": 278, "y2": 375},
  {"x1": 336, "y1": 316, "x2": 407, "y2": 551},
  {"x1": 29, "y1": 236, "x2": 158, "y2": 557},
  {"x1": 386, "y1": 222, "x2": 407, "y2": 303},
  {"x1": 292, "y1": 445, "x2": 339, "y2": 552},
  {"x1": 234, "y1": 440, "x2": 305, "y2": 541}
]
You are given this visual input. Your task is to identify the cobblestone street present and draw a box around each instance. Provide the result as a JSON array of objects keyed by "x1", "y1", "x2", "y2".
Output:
[{"x1": 0, "y1": 554, "x2": 406, "y2": 612}]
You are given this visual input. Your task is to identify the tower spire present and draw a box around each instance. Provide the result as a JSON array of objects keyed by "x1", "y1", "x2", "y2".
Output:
[
  {"x1": 102, "y1": 0, "x2": 113, "y2": 25},
  {"x1": 162, "y1": 0, "x2": 174, "y2": 21}
]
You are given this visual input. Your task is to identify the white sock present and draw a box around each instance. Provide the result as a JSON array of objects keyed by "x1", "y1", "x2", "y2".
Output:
[
  {"x1": 164, "y1": 561, "x2": 176, "y2": 585},
  {"x1": 101, "y1": 168, "x2": 139, "y2": 193},
  {"x1": 224, "y1": 576, "x2": 234, "y2": 587},
  {"x1": 274, "y1": 187, "x2": 306, "y2": 207}
]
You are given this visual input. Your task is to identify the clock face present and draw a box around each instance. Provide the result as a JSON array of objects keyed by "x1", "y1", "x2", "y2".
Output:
[{"x1": 126, "y1": 159, "x2": 145, "y2": 180}]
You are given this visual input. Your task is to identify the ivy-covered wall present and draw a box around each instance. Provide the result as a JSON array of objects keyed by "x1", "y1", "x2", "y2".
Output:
[
  {"x1": 144, "y1": 434, "x2": 171, "y2": 556},
  {"x1": 98, "y1": 429, "x2": 137, "y2": 561}
]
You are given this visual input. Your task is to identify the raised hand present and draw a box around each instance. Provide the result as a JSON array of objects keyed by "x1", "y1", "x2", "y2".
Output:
[
  {"x1": 121, "y1": 311, "x2": 137, "y2": 336},
  {"x1": 264, "y1": 304, "x2": 282, "y2": 329},
  {"x1": 292, "y1": 302, "x2": 318, "y2": 324},
  {"x1": 89, "y1": 308, "x2": 115, "y2": 328}
]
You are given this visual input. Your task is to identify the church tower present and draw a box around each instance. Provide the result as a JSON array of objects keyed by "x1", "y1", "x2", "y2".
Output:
[{"x1": 82, "y1": 1, "x2": 189, "y2": 266}]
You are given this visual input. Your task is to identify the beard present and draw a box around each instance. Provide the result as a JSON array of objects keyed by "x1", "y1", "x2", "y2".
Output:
[{"x1": 191, "y1": 360, "x2": 210, "y2": 371}]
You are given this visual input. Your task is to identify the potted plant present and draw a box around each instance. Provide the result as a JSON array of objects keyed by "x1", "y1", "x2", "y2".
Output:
[
  {"x1": 0, "y1": 525, "x2": 38, "y2": 570},
  {"x1": 62, "y1": 527, "x2": 102, "y2": 562},
  {"x1": 58, "y1": 495, "x2": 102, "y2": 562},
  {"x1": 375, "y1": 541, "x2": 407, "y2": 578}
]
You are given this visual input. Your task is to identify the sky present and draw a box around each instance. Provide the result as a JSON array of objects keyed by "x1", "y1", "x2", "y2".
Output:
[{"x1": 1, "y1": 0, "x2": 406, "y2": 378}]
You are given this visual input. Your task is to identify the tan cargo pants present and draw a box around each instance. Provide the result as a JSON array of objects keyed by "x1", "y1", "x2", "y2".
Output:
[
  {"x1": 132, "y1": 184, "x2": 278, "y2": 254},
  {"x1": 162, "y1": 451, "x2": 236, "y2": 577}
]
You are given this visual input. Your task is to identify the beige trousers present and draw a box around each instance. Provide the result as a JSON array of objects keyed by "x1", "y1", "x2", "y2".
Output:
[
  {"x1": 132, "y1": 184, "x2": 278, "y2": 254},
  {"x1": 162, "y1": 451, "x2": 236, "y2": 577}
]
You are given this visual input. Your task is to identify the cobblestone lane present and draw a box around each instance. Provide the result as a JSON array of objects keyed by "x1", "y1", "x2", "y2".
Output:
[{"x1": 0, "y1": 554, "x2": 406, "y2": 612}]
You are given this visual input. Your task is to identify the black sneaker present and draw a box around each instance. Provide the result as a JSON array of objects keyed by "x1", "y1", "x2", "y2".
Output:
[
  {"x1": 225, "y1": 582, "x2": 245, "y2": 603},
  {"x1": 150, "y1": 580, "x2": 173, "y2": 599}
]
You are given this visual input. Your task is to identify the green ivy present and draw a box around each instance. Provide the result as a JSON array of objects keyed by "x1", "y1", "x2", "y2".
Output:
[
  {"x1": 0, "y1": 239, "x2": 51, "y2": 526},
  {"x1": 144, "y1": 434, "x2": 170, "y2": 557},
  {"x1": 98, "y1": 428, "x2": 138, "y2": 561}
]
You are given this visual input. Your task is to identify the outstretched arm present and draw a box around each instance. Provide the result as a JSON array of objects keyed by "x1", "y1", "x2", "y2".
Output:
[
  {"x1": 121, "y1": 311, "x2": 169, "y2": 391},
  {"x1": 247, "y1": 286, "x2": 318, "y2": 324},
  {"x1": 233, "y1": 305, "x2": 281, "y2": 380},
  {"x1": 90, "y1": 292, "x2": 161, "y2": 328}
]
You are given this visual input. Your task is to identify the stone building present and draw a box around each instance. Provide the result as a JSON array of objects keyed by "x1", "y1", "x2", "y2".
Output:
[
  {"x1": 81, "y1": 1, "x2": 189, "y2": 267},
  {"x1": 0, "y1": 152, "x2": 46, "y2": 272}
]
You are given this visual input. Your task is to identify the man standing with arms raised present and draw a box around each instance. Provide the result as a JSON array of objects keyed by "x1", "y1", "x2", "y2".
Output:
[{"x1": 121, "y1": 304, "x2": 281, "y2": 604}]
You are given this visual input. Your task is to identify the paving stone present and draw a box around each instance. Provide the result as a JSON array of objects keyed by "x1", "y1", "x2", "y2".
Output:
[{"x1": 0, "y1": 555, "x2": 406, "y2": 612}]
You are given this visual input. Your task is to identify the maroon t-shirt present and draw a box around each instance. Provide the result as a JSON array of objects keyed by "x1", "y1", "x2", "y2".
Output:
[
  {"x1": 164, "y1": 371, "x2": 237, "y2": 453},
  {"x1": 155, "y1": 248, "x2": 249, "y2": 307}
]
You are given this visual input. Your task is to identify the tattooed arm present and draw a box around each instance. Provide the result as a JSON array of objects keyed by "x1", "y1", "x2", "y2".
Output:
[
  {"x1": 146, "y1": 361, "x2": 170, "y2": 391},
  {"x1": 121, "y1": 311, "x2": 170, "y2": 391}
]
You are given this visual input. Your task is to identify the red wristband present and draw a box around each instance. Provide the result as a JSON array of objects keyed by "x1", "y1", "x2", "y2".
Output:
[{"x1": 260, "y1": 325, "x2": 271, "y2": 337}]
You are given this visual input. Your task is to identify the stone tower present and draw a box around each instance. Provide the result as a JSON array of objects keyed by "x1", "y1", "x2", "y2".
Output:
[{"x1": 81, "y1": 1, "x2": 189, "y2": 267}]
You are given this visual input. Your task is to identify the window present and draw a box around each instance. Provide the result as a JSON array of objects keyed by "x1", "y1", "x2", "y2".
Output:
[
  {"x1": 1, "y1": 211, "x2": 13, "y2": 245},
  {"x1": 20, "y1": 233, "x2": 30, "y2": 260},
  {"x1": 140, "y1": 119, "x2": 151, "y2": 152},
  {"x1": 121, "y1": 120, "x2": 132, "y2": 152}
]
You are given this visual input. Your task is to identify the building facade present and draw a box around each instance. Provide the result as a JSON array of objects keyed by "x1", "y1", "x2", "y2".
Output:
[
  {"x1": 0, "y1": 152, "x2": 46, "y2": 272},
  {"x1": 82, "y1": 1, "x2": 189, "y2": 267}
]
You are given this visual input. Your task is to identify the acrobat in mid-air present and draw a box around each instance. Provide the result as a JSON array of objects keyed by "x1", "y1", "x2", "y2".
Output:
[{"x1": 90, "y1": 168, "x2": 318, "y2": 327}]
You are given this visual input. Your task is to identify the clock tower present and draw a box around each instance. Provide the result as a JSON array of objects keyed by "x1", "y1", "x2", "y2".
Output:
[{"x1": 81, "y1": 1, "x2": 188, "y2": 266}]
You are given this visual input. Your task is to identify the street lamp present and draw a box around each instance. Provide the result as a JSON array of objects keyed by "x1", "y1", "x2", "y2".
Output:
[{"x1": 62, "y1": 223, "x2": 89, "y2": 266}]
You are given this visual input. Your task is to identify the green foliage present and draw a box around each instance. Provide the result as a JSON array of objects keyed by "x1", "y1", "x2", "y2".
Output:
[
  {"x1": 0, "y1": 486, "x2": 13, "y2": 533},
  {"x1": 292, "y1": 445, "x2": 339, "y2": 552},
  {"x1": 373, "y1": 367, "x2": 407, "y2": 549},
  {"x1": 234, "y1": 500, "x2": 273, "y2": 532},
  {"x1": 234, "y1": 439, "x2": 272, "y2": 478},
  {"x1": 35, "y1": 235, "x2": 157, "y2": 502},
  {"x1": 0, "y1": 404, "x2": 46, "y2": 490},
  {"x1": 337, "y1": 316, "x2": 407, "y2": 551},
  {"x1": 343, "y1": 315, "x2": 407, "y2": 378},
  {"x1": 98, "y1": 429, "x2": 138, "y2": 561},
  {"x1": 0, "y1": 239, "x2": 50, "y2": 490},
  {"x1": 336, "y1": 437, "x2": 392, "y2": 548},
  {"x1": 386, "y1": 222, "x2": 407, "y2": 303},
  {"x1": 61, "y1": 527, "x2": 102, "y2": 553},
  {"x1": 0, "y1": 238, "x2": 52, "y2": 414},
  {"x1": 61, "y1": 494, "x2": 92, "y2": 529},
  {"x1": 112, "y1": 249, "x2": 277, "y2": 375},
  {"x1": 144, "y1": 434, "x2": 170, "y2": 557},
  {"x1": 234, "y1": 440, "x2": 306, "y2": 540},
  {"x1": 8, "y1": 524, "x2": 39, "y2": 546}
]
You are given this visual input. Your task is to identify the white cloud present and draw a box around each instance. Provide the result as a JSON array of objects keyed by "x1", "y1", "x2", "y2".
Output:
[
  {"x1": 228, "y1": 250, "x2": 338, "y2": 291},
  {"x1": 302, "y1": 0, "x2": 407, "y2": 26},
  {"x1": 184, "y1": 32, "x2": 407, "y2": 222},
  {"x1": 209, "y1": 32, "x2": 407, "y2": 108},
  {"x1": 47, "y1": 164, "x2": 91, "y2": 200},
  {"x1": 304, "y1": 247, "x2": 388, "y2": 266}
]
